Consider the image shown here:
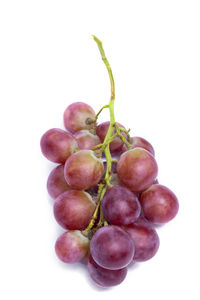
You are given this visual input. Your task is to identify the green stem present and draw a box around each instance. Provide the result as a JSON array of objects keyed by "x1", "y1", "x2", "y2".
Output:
[
  {"x1": 92, "y1": 35, "x2": 115, "y2": 186},
  {"x1": 94, "y1": 104, "x2": 109, "y2": 121},
  {"x1": 115, "y1": 124, "x2": 133, "y2": 149},
  {"x1": 83, "y1": 36, "x2": 117, "y2": 234},
  {"x1": 84, "y1": 185, "x2": 107, "y2": 232}
]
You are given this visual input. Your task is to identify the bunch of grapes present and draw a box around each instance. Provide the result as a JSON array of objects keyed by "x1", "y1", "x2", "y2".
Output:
[{"x1": 40, "y1": 35, "x2": 179, "y2": 288}]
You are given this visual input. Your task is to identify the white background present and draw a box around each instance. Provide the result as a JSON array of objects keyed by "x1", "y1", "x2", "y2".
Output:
[{"x1": 0, "y1": 0, "x2": 200, "y2": 299}]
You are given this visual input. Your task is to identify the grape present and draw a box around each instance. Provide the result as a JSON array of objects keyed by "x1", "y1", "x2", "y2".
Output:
[
  {"x1": 102, "y1": 185, "x2": 141, "y2": 226},
  {"x1": 96, "y1": 121, "x2": 127, "y2": 152},
  {"x1": 90, "y1": 225, "x2": 135, "y2": 270},
  {"x1": 130, "y1": 136, "x2": 155, "y2": 156},
  {"x1": 64, "y1": 150, "x2": 104, "y2": 190},
  {"x1": 74, "y1": 130, "x2": 101, "y2": 150},
  {"x1": 40, "y1": 128, "x2": 78, "y2": 164},
  {"x1": 87, "y1": 255, "x2": 127, "y2": 287},
  {"x1": 47, "y1": 165, "x2": 72, "y2": 199},
  {"x1": 123, "y1": 222, "x2": 159, "y2": 261},
  {"x1": 117, "y1": 148, "x2": 158, "y2": 192},
  {"x1": 63, "y1": 102, "x2": 95, "y2": 133},
  {"x1": 55, "y1": 231, "x2": 89, "y2": 263},
  {"x1": 140, "y1": 184, "x2": 179, "y2": 224},
  {"x1": 53, "y1": 190, "x2": 96, "y2": 230}
]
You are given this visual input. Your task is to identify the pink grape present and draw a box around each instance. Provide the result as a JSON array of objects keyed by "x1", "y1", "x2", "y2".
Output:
[
  {"x1": 87, "y1": 255, "x2": 127, "y2": 287},
  {"x1": 74, "y1": 130, "x2": 101, "y2": 150},
  {"x1": 55, "y1": 231, "x2": 89, "y2": 263},
  {"x1": 90, "y1": 225, "x2": 135, "y2": 270},
  {"x1": 47, "y1": 165, "x2": 72, "y2": 199},
  {"x1": 53, "y1": 190, "x2": 96, "y2": 230},
  {"x1": 63, "y1": 102, "x2": 95, "y2": 133},
  {"x1": 123, "y1": 222, "x2": 159, "y2": 261},
  {"x1": 64, "y1": 150, "x2": 104, "y2": 190},
  {"x1": 117, "y1": 148, "x2": 158, "y2": 192},
  {"x1": 96, "y1": 121, "x2": 127, "y2": 152},
  {"x1": 130, "y1": 136, "x2": 155, "y2": 156},
  {"x1": 40, "y1": 128, "x2": 78, "y2": 164},
  {"x1": 140, "y1": 184, "x2": 179, "y2": 224},
  {"x1": 102, "y1": 185, "x2": 141, "y2": 226}
]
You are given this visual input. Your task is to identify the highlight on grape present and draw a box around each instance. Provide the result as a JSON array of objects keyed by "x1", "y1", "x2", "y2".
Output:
[{"x1": 40, "y1": 35, "x2": 179, "y2": 288}]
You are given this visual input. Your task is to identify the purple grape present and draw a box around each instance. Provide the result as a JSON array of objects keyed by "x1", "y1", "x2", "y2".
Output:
[
  {"x1": 102, "y1": 185, "x2": 141, "y2": 226},
  {"x1": 123, "y1": 222, "x2": 160, "y2": 261},
  {"x1": 87, "y1": 255, "x2": 127, "y2": 287},
  {"x1": 117, "y1": 148, "x2": 158, "y2": 192},
  {"x1": 54, "y1": 190, "x2": 96, "y2": 230},
  {"x1": 40, "y1": 128, "x2": 78, "y2": 164},
  {"x1": 64, "y1": 150, "x2": 104, "y2": 190},
  {"x1": 140, "y1": 184, "x2": 179, "y2": 224},
  {"x1": 90, "y1": 225, "x2": 135, "y2": 270},
  {"x1": 47, "y1": 165, "x2": 72, "y2": 199},
  {"x1": 74, "y1": 130, "x2": 101, "y2": 150},
  {"x1": 63, "y1": 102, "x2": 95, "y2": 133},
  {"x1": 55, "y1": 231, "x2": 89, "y2": 263}
]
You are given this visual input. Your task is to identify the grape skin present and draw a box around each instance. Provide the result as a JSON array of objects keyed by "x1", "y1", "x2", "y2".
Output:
[
  {"x1": 40, "y1": 128, "x2": 78, "y2": 164},
  {"x1": 53, "y1": 190, "x2": 96, "y2": 230},
  {"x1": 123, "y1": 222, "x2": 160, "y2": 261},
  {"x1": 74, "y1": 130, "x2": 101, "y2": 150},
  {"x1": 55, "y1": 231, "x2": 89, "y2": 263},
  {"x1": 130, "y1": 136, "x2": 155, "y2": 156},
  {"x1": 47, "y1": 165, "x2": 72, "y2": 199},
  {"x1": 117, "y1": 148, "x2": 158, "y2": 192},
  {"x1": 64, "y1": 150, "x2": 104, "y2": 190},
  {"x1": 90, "y1": 225, "x2": 135, "y2": 270},
  {"x1": 63, "y1": 102, "x2": 95, "y2": 133},
  {"x1": 140, "y1": 184, "x2": 179, "y2": 224},
  {"x1": 102, "y1": 185, "x2": 141, "y2": 226},
  {"x1": 96, "y1": 121, "x2": 127, "y2": 152},
  {"x1": 87, "y1": 256, "x2": 127, "y2": 287}
]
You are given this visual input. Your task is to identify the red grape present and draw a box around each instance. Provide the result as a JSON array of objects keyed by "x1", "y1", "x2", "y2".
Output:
[
  {"x1": 87, "y1": 255, "x2": 127, "y2": 287},
  {"x1": 55, "y1": 231, "x2": 89, "y2": 263},
  {"x1": 140, "y1": 184, "x2": 179, "y2": 224},
  {"x1": 40, "y1": 128, "x2": 78, "y2": 164},
  {"x1": 90, "y1": 225, "x2": 135, "y2": 270},
  {"x1": 47, "y1": 165, "x2": 72, "y2": 199},
  {"x1": 102, "y1": 185, "x2": 141, "y2": 226},
  {"x1": 74, "y1": 130, "x2": 101, "y2": 150},
  {"x1": 53, "y1": 190, "x2": 96, "y2": 230},
  {"x1": 63, "y1": 102, "x2": 95, "y2": 133},
  {"x1": 64, "y1": 150, "x2": 104, "y2": 190},
  {"x1": 96, "y1": 121, "x2": 127, "y2": 152},
  {"x1": 123, "y1": 222, "x2": 159, "y2": 261},
  {"x1": 117, "y1": 148, "x2": 158, "y2": 192},
  {"x1": 130, "y1": 136, "x2": 155, "y2": 156}
]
